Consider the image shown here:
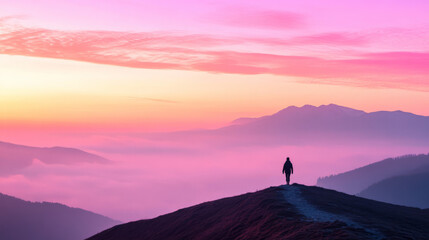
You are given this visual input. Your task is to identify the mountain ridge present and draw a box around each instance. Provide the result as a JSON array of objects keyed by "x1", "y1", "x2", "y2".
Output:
[
  {"x1": 357, "y1": 172, "x2": 429, "y2": 208},
  {"x1": 317, "y1": 153, "x2": 429, "y2": 194},
  {"x1": 0, "y1": 140, "x2": 109, "y2": 175},
  {"x1": 87, "y1": 184, "x2": 429, "y2": 240},
  {"x1": 230, "y1": 104, "x2": 428, "y2": 125},
  {"x1": 146, "y1": 104, "x2": 429, "y2": 147}
]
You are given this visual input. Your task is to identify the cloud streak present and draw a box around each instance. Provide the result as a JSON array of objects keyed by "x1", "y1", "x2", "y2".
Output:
[
  {"x1": 213, "y1": 8, "x2": 306, "y2": 30},
  {"x1": 127, "y1": 96, "x2": 179, "y2": 104},
  {"x1": 1, "y1": 20, "x2": 429, "y2": 91}
]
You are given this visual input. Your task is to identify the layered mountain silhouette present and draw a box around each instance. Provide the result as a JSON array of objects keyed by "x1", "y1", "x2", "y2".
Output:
[
  {"x1": 87, "y1": 184, "x2": 429, "y2": 240},
  {"x1": 317, "y1": 154, "x2": 429, "y2": 194},
  {"x1": 358, "y1": 172, "x2": 429, "y2": 208},
  {"x1": 0, "y1": 141, "x2": 109, "y2": 175},
  {"x1": 0, "y1": 192, "x2": 120, "y2": 240},
  {"x1": 147, "y1": 104, "x2": 429, "y2": 146}
]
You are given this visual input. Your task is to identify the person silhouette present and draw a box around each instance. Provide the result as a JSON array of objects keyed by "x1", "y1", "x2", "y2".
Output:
[{"x1": 282, "y1": 157, "x2": 293, "y2": 185}]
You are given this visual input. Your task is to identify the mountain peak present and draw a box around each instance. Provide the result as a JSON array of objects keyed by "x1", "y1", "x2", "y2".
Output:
[
  {"x1": 274, "y1": 104, "x2": 366, "y2": 118},
  {"x1": 222, "y1": 103, "x2": 429, "y2": 145}
]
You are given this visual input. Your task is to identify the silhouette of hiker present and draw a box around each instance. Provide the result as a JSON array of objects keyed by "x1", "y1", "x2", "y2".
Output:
[{"x1": 282, "y1": 157, "x2": 293, "y2": 185}]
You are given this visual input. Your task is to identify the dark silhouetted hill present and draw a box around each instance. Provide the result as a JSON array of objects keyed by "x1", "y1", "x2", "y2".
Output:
[
  {"x1": 317, "y1": 154, "x2": 429, "y2": 194},
  {"x1": 358, "y1": 172, "x2": 429, "y2": 209},
  {"x1": 0, "y1": 192, "x2": 120, "y2": 240},
  {"x1": 0, "y1": 141, "x2": 109, "y2": 175},
  {"x1": 87, "y1": 184, "x2": 429, "y2": 240}
]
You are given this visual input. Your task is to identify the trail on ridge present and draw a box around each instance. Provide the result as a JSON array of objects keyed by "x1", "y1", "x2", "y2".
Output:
[{"x1": 281, "y1": 185, "x2": 383, "y2": 239}]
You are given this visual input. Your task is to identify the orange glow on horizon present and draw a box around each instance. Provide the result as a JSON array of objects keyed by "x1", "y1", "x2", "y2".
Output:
[{"x1": 1, "y1": 55, "x2": 429, "y2": 133}]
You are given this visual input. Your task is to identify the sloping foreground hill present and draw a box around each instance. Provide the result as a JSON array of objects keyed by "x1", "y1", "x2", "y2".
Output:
[
  {"x1": 317, "y1": 154, "x2": 429, "y2": 194},
  {"x1": 0, "y1": 193, "x2": 120, "y2": 240},
  {"x1": 88, "y1": 184, "x2": 429, "y2": 240},
  {"x1": 358, "y1": 172, "x2": 429, "y2": 208}
]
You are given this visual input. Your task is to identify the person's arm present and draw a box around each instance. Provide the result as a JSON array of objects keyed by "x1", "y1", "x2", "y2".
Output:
[
  {"x1": 282, "y1": 164, "x2": 285, "y2": 174},
  {"x1": 291, "y1": 164, "x2": 293, "y2": 174}
]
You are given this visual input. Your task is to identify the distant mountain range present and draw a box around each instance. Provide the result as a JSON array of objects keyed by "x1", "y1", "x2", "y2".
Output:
[
  {"x1": 147, "y1": 104, "x2": 429, "y2": 146},
  {"x1": 221, "y1": 104, "x2": 429, "y2": 144},
  {"x1": 0, "y1": 192, "x2": 120, "y2": 240},
  {"x1": 88, "y1": 184, "x2": 429, "y2": 240},
  {"x1": 0, "y1": 141, "x2": 109, "y2": 175}
]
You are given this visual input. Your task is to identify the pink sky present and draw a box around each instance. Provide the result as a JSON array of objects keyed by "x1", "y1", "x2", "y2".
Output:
[
  {"x1": 1, "y1": 0, "x2": 429, "y2": 221},
  {"x1": 2, "y1": 0, "x2": 429, "y2": 131},
  {"x1": 2, "y1": 0, "x2": 429, "y2": 132}
]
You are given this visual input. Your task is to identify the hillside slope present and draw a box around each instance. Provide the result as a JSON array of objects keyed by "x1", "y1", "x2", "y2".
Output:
[
  {"x1": 0, "y1": 193, "x2": 120, "y2": 240},
  {"x1": 317, "y1": 154, "x2": 429, "y2": 194},
  {"x1": 358, "y1": 172, "x2": 429, "y2": 208},
  {"x1": 88, "y1": 184, "x2": 429, "y2": 240}
]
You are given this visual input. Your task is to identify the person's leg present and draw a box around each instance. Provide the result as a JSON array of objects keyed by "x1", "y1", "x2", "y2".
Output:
[{"x1": 286, "y1": 173, "x2": 290, "y2": 185}]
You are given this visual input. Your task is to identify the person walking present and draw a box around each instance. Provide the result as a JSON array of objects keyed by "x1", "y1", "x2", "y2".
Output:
[{"x1": 282, "y1": 157, "x2": 293, "y2": 185}]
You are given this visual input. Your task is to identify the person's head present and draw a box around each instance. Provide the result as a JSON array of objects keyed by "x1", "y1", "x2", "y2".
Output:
[{"x1": 286, "y1": 157, "x2": 290, "y2": 161}]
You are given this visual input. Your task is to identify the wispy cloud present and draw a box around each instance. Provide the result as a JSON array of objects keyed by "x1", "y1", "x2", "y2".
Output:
[
  {"x1": 288, "y1": 32, "x2": 368, "y2": 46},
  {"x1": 1, "y1": 19, "x2": 429, "y2": 91},
  {"x1": 212, "y1": 8, "x2": 306, "y2": 30},
  {"x1": 192, "y1": 51, "x2": 429, "y2": 90},
  {"x1": 127, "y1": 96, "x2": 179, "y2": 104}
]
